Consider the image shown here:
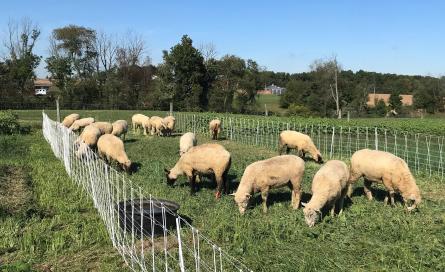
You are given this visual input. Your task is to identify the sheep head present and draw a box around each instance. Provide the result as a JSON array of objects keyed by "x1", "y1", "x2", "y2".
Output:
[
  {"x1": 122, "y1": 160, "x2": 132, "y2": 173},
  {"x1": 164, "y1": 168, "x2": 177, "y2": 186},
  {"x1": 303, "y1": 206, "x2": 321, "y2": 227},
  {"x1": 232, "y1": 192, "x2": 251, "y2": 215}
]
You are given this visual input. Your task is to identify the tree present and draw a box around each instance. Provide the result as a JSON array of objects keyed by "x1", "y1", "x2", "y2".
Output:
[
  {"x1": 198, "y1": 42, "x2": 217, "y2": 63},
  {"x1": 388, "y1": 90, "x2": 402, "y2": 112},
  {"x1": 280, "y1": 79, "x2": 311, "y2": 108},
  {"x1": 158, "y1": 35, "x2": 207, "y2": 111}
]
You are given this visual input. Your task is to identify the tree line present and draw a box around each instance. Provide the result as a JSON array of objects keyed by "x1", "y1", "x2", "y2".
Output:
[{"x1": 1, "y1": 18, "x2": 443, "y2": 116}]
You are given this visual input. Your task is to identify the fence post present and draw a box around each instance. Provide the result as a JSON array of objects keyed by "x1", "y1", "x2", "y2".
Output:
[
  {"x1": 330, "y1": 127, "x2": 335, "y2": 158},
  {"x1": 169, "y1": 102, "x2": 173, "y2": 116},
  {"x1": 256, "y1": 120, "x2": 259, "y2": 145},
  {"x1": 375, "y1": 127, "x2": 378, "y2": 150},
  {"x1": 229, "y1": 118, "x2": 233, "y2": 141},
  {"x1": 176, "y1": 218, "x2": 186, "y2": 272},
  {"x1": 56, "y1": 96, "x2": 60, "y2": 123}
]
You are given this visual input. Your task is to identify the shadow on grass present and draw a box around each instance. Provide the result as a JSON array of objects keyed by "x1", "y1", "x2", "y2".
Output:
[
  {"x1": 124, "y1": 139, "x2": 138, "y2": 143},
  {"x1": 351, "y1": 186, "x2": 404, "y2": 204}
]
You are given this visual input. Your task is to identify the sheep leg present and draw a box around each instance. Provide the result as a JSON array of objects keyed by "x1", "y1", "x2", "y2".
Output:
[
  {"x1": 261, "y1": 189, "x2": 269, "y2": 213},
  {"x1": 289, "y1": 181, "x2": 301, "y2": 209},
  {"x1": 215, "y1": 175, "x2": 223, "y2": 199},
  {"x1": 189, "y1": 175, "x2": 197, "y2": 195},
  {"x1": 123, "y1": 133, "x2": 126, "y2": 141},
  {"x1": 363, "y1": 179, "x2": 373, "y2": 200},
  {"x1": 330, "y1": 206, "x2": 335, "y2": 216},
  {"x1": 337, "y1": 190, "x2": 347, "y2": 215}
]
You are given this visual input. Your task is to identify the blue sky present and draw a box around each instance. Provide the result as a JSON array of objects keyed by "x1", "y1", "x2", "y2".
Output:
[{"x1": 1, "y1": 1, "x2": 444, "y2": 77}]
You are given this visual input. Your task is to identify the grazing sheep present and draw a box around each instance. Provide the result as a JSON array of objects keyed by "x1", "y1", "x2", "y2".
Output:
[
  {"x1": 179, "y1": 132, "x2": 197, "y2": 156},
  {"x1": 278, "y1": 130, "x2": 323, "y2": 163},
  {"x1": 164, "y1": 143, "x2": 231, "y2": 198},
  {"x1": 69, "y1": 117, "x2": 95, "y2": 133},
  {"x1": 132, "y1": 114, "x2": 150, "y2": 135},
  {"x1": 91, "y1": 121, "x2": 113, "y2": 134},
  {"x1": 231, "y1": 155, "x2": 305, "y2": 215},
  {"x1": 62, "y1": 113, "x2": 80, "y2": 128},
  {"x1": 349, "y1": 149, "x2": 421, "y2": 211},
  {"x1": 149, "y1": 116, "x2": 165, "y2": 136},
  {"x1": 302, "y1": 160, "x2": 350, "y2": 227},
  {"x1": 111, "y1": 120, "x2": 128, "y2": 140},
  {"x1": 97, "y1": 134, "x2": 132, "y2": 172},
  {"x1": 75, "y1": 125, "x2": 102, "y2": 157},
  {"x1": 209, "y1": 119, "x2": 221, "y2": 140},
  {"x1": 162, "y1": 116, "x2": 176, "y2": 136}
]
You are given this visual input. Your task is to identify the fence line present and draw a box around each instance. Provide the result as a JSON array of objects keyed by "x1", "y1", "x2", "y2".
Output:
[
  {"x1": 42, "y1": 112, "x2": 252, "y2": 272},
  {"x1": 175, "y1": 112, "x2": 445, "y2": 180}
]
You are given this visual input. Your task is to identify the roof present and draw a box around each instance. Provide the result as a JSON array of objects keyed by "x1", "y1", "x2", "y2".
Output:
[
  {"x1": 34, "y1": 78, "x2": 52, "y2": 86},
  {"x1": 367, "y1": 93, "x2": 413, "y2": 107}
]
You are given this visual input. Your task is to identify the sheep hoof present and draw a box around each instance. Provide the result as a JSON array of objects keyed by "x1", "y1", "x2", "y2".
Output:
[{"x1": 215, "y1": 191, "x2": 221, "y2": 199}]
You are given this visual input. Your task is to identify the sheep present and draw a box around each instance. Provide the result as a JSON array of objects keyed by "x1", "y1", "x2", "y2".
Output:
[
  {"x1": 132, "y1": 114, "x2": 150, "y2": 135},
  {"x1": 209, "y1": 119, "x2": 221, "y2": 140},
  {"x1": 97, "y1": 134, "x2": 132, "y2": 172},
  {"x1": 62, "y1": 113, "x2": 80, "y2": 128},
  {"x1": 75, "y1": 125, "x2": 102, "y2": 158},
  {"x1": 162, "y1": 116, "x2": 176, "y2": 136},
  {"x1": 69, "y1": 117, "x2": 95, "y2": 133},
  {"x1": 149, "y1": 116, "x2": 165, "y2": 136},
  {"x1": 278, "y1": 130, "x2": 323, "y2": 163},
  {"x1": 164, "y1": 143, "x2": 231, "y2": 199},
  {"x1": 179, "y1": 132, "x2": 197, "y2": 156},
  {"x1": 111, "y1": 120, "x2": 128, "y2": 140},
  {"x1": 91, "y1": 121, "x2": 113, "y2": 134},
  {"x1": 231, "y1": 155, "x2": 305, "y2": 215},
  {"x1": 302, "y1": 160, "x2": 350, "y2": 227},
  {"x1": 349, "y1": 149, "x2": 421, "y2": 211}
]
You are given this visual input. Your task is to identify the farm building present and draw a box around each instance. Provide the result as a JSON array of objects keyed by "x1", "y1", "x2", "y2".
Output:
[
  {"x1": 366, "y1": 93, "x2": 413, "y2": 107},
  {"x1": 34, "y1": 78, "x2": 52, "y2": 96},
  {"x1": 257, "y1": 84, "x2": 286, "y2": 95}
]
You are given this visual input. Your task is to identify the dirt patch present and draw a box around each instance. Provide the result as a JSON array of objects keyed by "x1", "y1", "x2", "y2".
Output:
[{"x1": 0, "y1": 165, "x2": 34, "y2": 217}]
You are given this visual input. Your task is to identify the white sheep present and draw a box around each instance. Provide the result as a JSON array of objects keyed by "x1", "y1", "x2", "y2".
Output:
[
  {"x1": 149, "y1": 116, "x2": 165, "y2": 136},
  {"x1": 231, "y1": 155, "x2": 305, "y2": 214},
  {"x1": 278, "y1": 130, "x2": 323, "y2": 163},
  {"x1": 97, "y1": 134, "x2": 132, "y2": 172},
  {"x1": 179, "y1": 132, "x2": 197, "y2": 156},
  {"x1": 111, "y1": 120, "x2": 128, "y2": 140},
  {"x1": 209, "y1": 119, "x2": 221, "y2": 140},
  {"x1": 75, "y1": 125, "x2": 102, "y2": 157},
  {"x1": 62, "y1": 113, "x2": 80, "y2": 128},
  {"x1": 162, "y1": 116, "x2": 176, "y2": 136},
  {"x1": 349, "y1": 149, "x2": 421, "y2": 211},
  {"x1": 132, "y1": 114, "x2": 150, "y2": 135},
  {"x1": 164, "y1": 143, "x2": 231, "y2": 198},
  {"x1": 302, "y1": 160, "x2": 350, "y2": 227},
  {"x1": 91, "y1": 121, "x2": 113, "y2": 134},
  {"x1": 69, "y1": 117, "x2": 95, "y2": 132}
]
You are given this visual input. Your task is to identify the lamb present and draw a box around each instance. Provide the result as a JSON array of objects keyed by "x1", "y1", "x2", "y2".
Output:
[
  {"x1": 75, "y1": 125, "x2": 102, "y2": 157},
  {"x1": 149, "y1": 116, "x2": 165, "y2": 136},
  {"x1": 61, "y1": 113, "x2": 80, "y2": 128},
  {"x1": 179, "y1": 132, "x2": 197, "y2": 156},
  {"x1": 278, "y1": 130, "x2": 323, "y2": 163},
  {"x1": 164, "y1": 143, "x2": 231, "y2": 199},
  {"x1": 162, "y1": 116, "x2": 176, "y2": 136},
  {"x1": 302, "y1": 160, "x2": 350, "y2": 227},
  {"x1": 111, "y1": 120, "x2": 128, "y2": 140},
  {"x1": 132, "y1": 114, "x2": 150, "y2": 135},
  {"x1": 91, "y1": 121, "x2": 113, "y2": 134},
  {"x1": 97, "y1": 134, "x2": 132, "y2": 172},
  {"x1": 231, "y1": 155, "x2": 305, "y2": 215},
  {"x1": 209, "y1": 119, "x2": 221, "y2": 140},
  {"x1": 349, "y1": 149, "x2": 421, "y2": 211},
  {"x1": 69, "y1": 117, "x2": 95, "y2": 132}
]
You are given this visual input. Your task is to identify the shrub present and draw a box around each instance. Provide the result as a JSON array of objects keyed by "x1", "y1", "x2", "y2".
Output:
[
  {"x1": 0, "y1": 111, "x2": 21, "y2": 134},
  {"x1": 287, "y1": 103, "x2": 313, "y2": 117}
]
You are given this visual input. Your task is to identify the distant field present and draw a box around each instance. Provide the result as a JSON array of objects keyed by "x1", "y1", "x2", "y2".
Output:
[
  {"x1": 255, "y1": 94, "x2": 287, "y2": 115},
  {"x1": 1, "y1": 111, "x2": 445, "y2": 271}
]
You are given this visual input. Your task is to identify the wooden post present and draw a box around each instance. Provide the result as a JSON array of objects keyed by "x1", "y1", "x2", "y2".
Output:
[
  {"x1": 347, "y1": 111, "x2": 350, "y2": 122},
  {"x1": 264, "y1": 104, "x2": 268, "y2": 116},
  {"x1": 56, "y1": 96, "x2": 60, "y2": 123},
  {"x1": 169, "y1": 102, "x2": 173, "y2": 116}
]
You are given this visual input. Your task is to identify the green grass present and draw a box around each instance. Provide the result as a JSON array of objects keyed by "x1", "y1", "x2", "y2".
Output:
[
  {"x1": 2, "y1": 112, "x2": 445, "y2": 271},
  {"x1": 256, "y1": 94, "x2": 287, "y2": 115}
]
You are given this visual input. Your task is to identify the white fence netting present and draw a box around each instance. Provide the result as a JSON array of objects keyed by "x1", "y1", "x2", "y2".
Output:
[
  {"x1": 42, "y1": 112, "x2": 252, "y2": 272},
  {"x1": 175, "y1": 113, "x2": 445, "y2": 180}
]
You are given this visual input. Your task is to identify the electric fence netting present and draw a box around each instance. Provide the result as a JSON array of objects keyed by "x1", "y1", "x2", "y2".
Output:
[
  {"x1": 175, "y1": 113, "x2": 445, "y2": 180},
  {"x1": 42, "y1": 112, "x2": 252, "y2": 272}
]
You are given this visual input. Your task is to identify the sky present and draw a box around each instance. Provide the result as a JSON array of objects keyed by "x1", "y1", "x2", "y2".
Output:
[{"x1": 0, "y1": 0, "x2": 444, "y2": 77}]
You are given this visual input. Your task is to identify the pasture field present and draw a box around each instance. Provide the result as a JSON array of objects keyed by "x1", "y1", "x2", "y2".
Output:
[
  {"x1": 14, "y1": 109, "x2": 445, "y2": 135},
  {"x1": 2, "y1": 111, "x2": 445, "y2": 271}
]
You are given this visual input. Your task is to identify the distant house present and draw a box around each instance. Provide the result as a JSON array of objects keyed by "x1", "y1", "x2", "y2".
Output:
[
  {"x1": 367, "y1": 93, "x2": 413, "y2": 107},
  {"x1": 257, "y1": 84, "x2": 286, "y2": 95},
  {"x1": 34, "y1": 78, "x2": 52, "y2": 96}
]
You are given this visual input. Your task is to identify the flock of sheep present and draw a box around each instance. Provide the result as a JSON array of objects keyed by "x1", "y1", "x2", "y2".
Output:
[{"x1": 61, "y1": 113, "x2": 421, "y2": 227}]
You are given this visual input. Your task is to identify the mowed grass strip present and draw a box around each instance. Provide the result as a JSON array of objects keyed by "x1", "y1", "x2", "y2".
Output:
[{"x1": 0, "y1": 133, "x2": 127, "y2": 271}]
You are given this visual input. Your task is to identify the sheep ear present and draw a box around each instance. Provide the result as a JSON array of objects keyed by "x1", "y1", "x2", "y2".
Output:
[
  {"x1": 245, "y1": 193, "x2": 251, "y2": 199},
  {"x1": 164, "y1": 168, "x2": 170, "y2": 174},
  {"x1": 301, "y1": 202, "x2": 307, "y2": 207}
]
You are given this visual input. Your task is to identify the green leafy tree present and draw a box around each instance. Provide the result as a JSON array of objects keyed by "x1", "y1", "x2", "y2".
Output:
[{"x1": 389, "y1": 91, "x2": 402, "y2": 111}]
